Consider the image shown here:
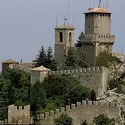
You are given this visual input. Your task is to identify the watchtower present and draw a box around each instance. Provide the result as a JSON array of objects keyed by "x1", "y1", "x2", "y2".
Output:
[
  {"x1": 81, "y1": 5, "x2": 115, "y2": 65},
  {"x1": 55, "y1": 25, "x2": 75, "y2": 67}
]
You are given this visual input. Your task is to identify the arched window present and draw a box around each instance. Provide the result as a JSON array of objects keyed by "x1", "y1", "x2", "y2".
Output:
[
  {"x1": 59, "y1": 32, "x2": 63, "y2": 42},
  {"x1": 69, "y1": 32, "x2": 72, "y2": 42}
]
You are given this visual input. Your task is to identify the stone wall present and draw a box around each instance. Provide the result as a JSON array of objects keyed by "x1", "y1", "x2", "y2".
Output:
[
  {"x1": 9, "y1": 62, "x2": 35, "y2": 73},
  {"x1": 38, "y1": 100, "x2": 121, "y2": 125},
  {"x1": 49, "y1": 66, "x2": 109, "y2": 97},
  {"x1": 8, "y1": 105, "x2": 31, "y2": 124}
]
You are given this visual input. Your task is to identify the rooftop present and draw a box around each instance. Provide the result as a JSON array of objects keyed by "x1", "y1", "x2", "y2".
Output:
[
  {"x1": 31, "y1": 66, "x2": 50, "y2": 71},
  {"x1": 55, "y1": 25, "x2": 75, "y2": 29},
  {"x1": 2, "y1": 59, "x2": 18, "y2": 63},
  {"x1": 84, "y1": 7, "x2": 112, "y2": 14}
]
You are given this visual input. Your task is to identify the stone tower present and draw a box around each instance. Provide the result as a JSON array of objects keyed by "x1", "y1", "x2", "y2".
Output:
[
  {"x1": 55, "y1": 25, "x2": 75, "y2": 67},
  {"x1": 81, "y1": 6, "x2": 115, "y2": 65}
]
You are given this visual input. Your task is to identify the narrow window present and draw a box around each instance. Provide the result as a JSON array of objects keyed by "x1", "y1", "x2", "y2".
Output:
[
  {"x1": 59, "y1": 32, "x2": 63, "y2": 42},
  {"x1": 69, "y1": 32, "x2": 72, "y2": 42}
]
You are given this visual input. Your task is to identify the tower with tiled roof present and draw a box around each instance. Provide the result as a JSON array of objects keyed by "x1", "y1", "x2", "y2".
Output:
[
  {"x1": 54, "y1": 24, "x2": 75, "y2": 68},
  {"x1": 2, "y1": 59, "x2": 19, "y2": 72},
  {"x1": 80, "y1": 5, "x2": 115, "y2": 65}
]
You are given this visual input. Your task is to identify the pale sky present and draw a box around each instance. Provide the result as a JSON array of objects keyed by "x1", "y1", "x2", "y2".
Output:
[{"x1": 0, "y1": 0, "x2": 125, "y2": 71}]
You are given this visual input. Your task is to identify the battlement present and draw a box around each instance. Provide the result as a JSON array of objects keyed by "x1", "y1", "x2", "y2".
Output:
[
  {"x1": 8, "y1": 105, "x2": 31, "y2": 124},
  {"x1": 49, "y1": 66, "x2": 105, "y2": 76},
  {"x1": 38, "y1": 100, "x2": 118, "y2": 119},
  {"x1": 82, "y1": 34, "x2": 115, "y2": 39},
  {"x1": 81, "y1": 34, "x2": 115, "y2": 43},
  {"x1": 9, "y1": 63, "x2": 32, "y2": 73},
  {"x1": 8, "y1": 104, "x2": 30, "y2": 111}
]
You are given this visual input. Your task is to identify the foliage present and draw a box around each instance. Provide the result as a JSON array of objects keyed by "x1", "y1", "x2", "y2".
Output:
[
  {"x1": 31, "y1": 75, "x2": 91, "y2": 115},
  {"x1": 96, "y1": 51, "x2": 111, "y2": 68},
  {"x1": 93, "y1": 114, "x2": 115, "y2": 125},
  {"x1": 0, "y1": 69, "x2": 30, "y2": 119},
  {"x1": 30, "y1": 81, "x2": 46, "y2": 113},
  {"x1": 0, "y1": 69, "x2": 30, "y2": 105},
  {"x1": 81, "y1": 120, "x2": 88, "y2": 125},
  {"x1": 33, "y1": 46, "x2": 57, "y2": 70},
  {"x1": 65, "y1": 48, "x2": 77, "y2": 69},
  {"x1": 90, "y1": 89, "x2": 96, "y2": 104},
  {"x1": 76, "y1": 32, "x2": 83, "y2": 47},
  {"x1": 65, "y1": 48, "x2": 91, "y2": 69},
  {"x1": 76, "y1": 49, "x2": 91, "y2": 68},
  {"x1": 34, "y1": 46, "x2": 46, "y2": 67},
  {"x1": 96, "y1": 51, "x2": 123, "y2": 70},
  {"x1": 109, "y1": 72, "x2": 125, "y2": 93},
  {"x1": 43, "y1": 75, "x2": 91, "y2": 105},
  {"x1": 54, "y1": 114, "x2": 72, "y2": 125}
]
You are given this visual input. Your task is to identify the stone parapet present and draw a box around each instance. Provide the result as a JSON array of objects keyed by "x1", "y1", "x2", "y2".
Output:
[
  {"x1": 38, "y1": 100, "x2": 118, "y2": 119},
  {"x1": 8, "y1": 105, "x2": 31, "y2": 124},
  {"x1": 49, "y1": 66, "x2": 104, "y2": 76},
  {"x1": 81, "y1": 34, "x2": 115, "y2": 43}
]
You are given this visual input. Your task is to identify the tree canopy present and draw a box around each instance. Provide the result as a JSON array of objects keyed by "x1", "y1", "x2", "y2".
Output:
[
  {"x1": 93, "y1": 114, "x2": 115, "y2": 125},
  {"x1": 65, "y1": 48, "x2": 77, "y2": 69},
  {"x1": 0, "y1": 69, "x2": 30, "y2": 119},
  {"x1": 65, "y1": 48, "x2": 91, "y2": 69},
  {"x1": 30, "y1": 74, "x2": 91, "y2": 116},
  {"x1": 96, "y1": 51, "x2": 111, "y2": 68},
  {"x1": 54, "y1": 114, "x2": 72, "y2": 125},
  {"x1": 33, "y1": 46, "x2": 57, "y2": 70}
]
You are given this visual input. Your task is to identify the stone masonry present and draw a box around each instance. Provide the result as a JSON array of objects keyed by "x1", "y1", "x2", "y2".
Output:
[
  {"x1": 8, "y1": 105, "x2": 32, "y2": 124},
  {"x1": 31, "y1": 66, "x2": 109, "y2": 98},
  {"x1": 38, "y1": 100, "x2": 123, "y2": 125}
]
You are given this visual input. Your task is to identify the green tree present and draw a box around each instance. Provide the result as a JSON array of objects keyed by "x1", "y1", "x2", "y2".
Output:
[
  {"x1": 93, "y1": 114, "x2": 115, "y2": 125},
  {"x1": 90, "y1": 89, "x2": 96, "y2": 104},
  {"x1": 0, "y1": 69, "x2": 30, "y2": 105},
  {"x1": 33, "y1": 46, "x2": 57, "y2": 70},
  {"x1": 0, "y1": 69, "x2": 30, "y2": 119},
  {"x1": 76, "y1": 49, "x2": 91, "y2": 68},
  {"x1": 65, "y1": 48, "x2": 77, "y2": 69},
  {"x1": 30, "y1": 81, "x2": 47, "y2": 113},
  {"x1": 54, "y1": 114, "x2": 72, "y2": 125},
  {"x1": 76, "y1": 32, "x2": 83, "y2": 48},
  {"x1": 96, "y1": 51, "x2": 111, "y2": 68},
  {"x1": 33, "y1": 46, "x2": 46, "y2": 67},
  {"x1": 43, "y1": 75, "x2": 91, "y2": 106},
  {"x1": 46, "y1": 47, "x2": 57, "y2": 70}
]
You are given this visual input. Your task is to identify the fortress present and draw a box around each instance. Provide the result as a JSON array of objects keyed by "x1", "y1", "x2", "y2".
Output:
[
  {"x1": 8, "y1": 105, "x2": 32, "y2": 124},
  {"x1": 54, "y1": 4, "x2": 115, "y2": 66},
  {"x1": 1, "y1": 2, "x2": 125, "y2": 125},
  {"x1": 37, "y1": 100, "x2": 124, "y2": 125}
]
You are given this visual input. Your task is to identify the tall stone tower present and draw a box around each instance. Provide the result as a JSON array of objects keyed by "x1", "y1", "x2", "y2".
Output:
[
  {"x1": 81, "y1": 6, "x2": 115, "y2": 65},
  {"x1": 55, "y1": 25, "x2": 75, "y2": 68}
]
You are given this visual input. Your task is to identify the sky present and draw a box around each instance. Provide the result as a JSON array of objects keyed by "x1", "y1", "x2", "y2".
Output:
[{"x1": 0, "y1": 0, "x2": 125, "y2": 71}]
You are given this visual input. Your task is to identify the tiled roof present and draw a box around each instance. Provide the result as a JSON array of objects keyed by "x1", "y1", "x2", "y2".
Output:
[
  {"x1": 55, "y1": 25, "x2": 75, "y2": 29},
  {"x1": 31, "y1": 66, "x2": 50, "y2": 71},
  {"x1": 2, "y1": 59, "x2": 18, "y2": 63},
  {"x1": 84, "y1": 7, "x2": 112, "y2": 14}
]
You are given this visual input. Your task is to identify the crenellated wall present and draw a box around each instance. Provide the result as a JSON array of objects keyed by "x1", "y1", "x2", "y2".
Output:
[
  {"x1": 38, "y1": 100, "x2": 121, "y2": 125},
  {"x1": 81, "y1": 34, "x2": 115, "y2": 43},
  {"x1": 9, "y1": 62, "x2": 35, "y2": 73},
  {"x1": 8, "y1": 105, "x2": 32, "y2": 124},
  {"x1": 49, "y1": 66, "x2": 109, "y2": 97}
]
